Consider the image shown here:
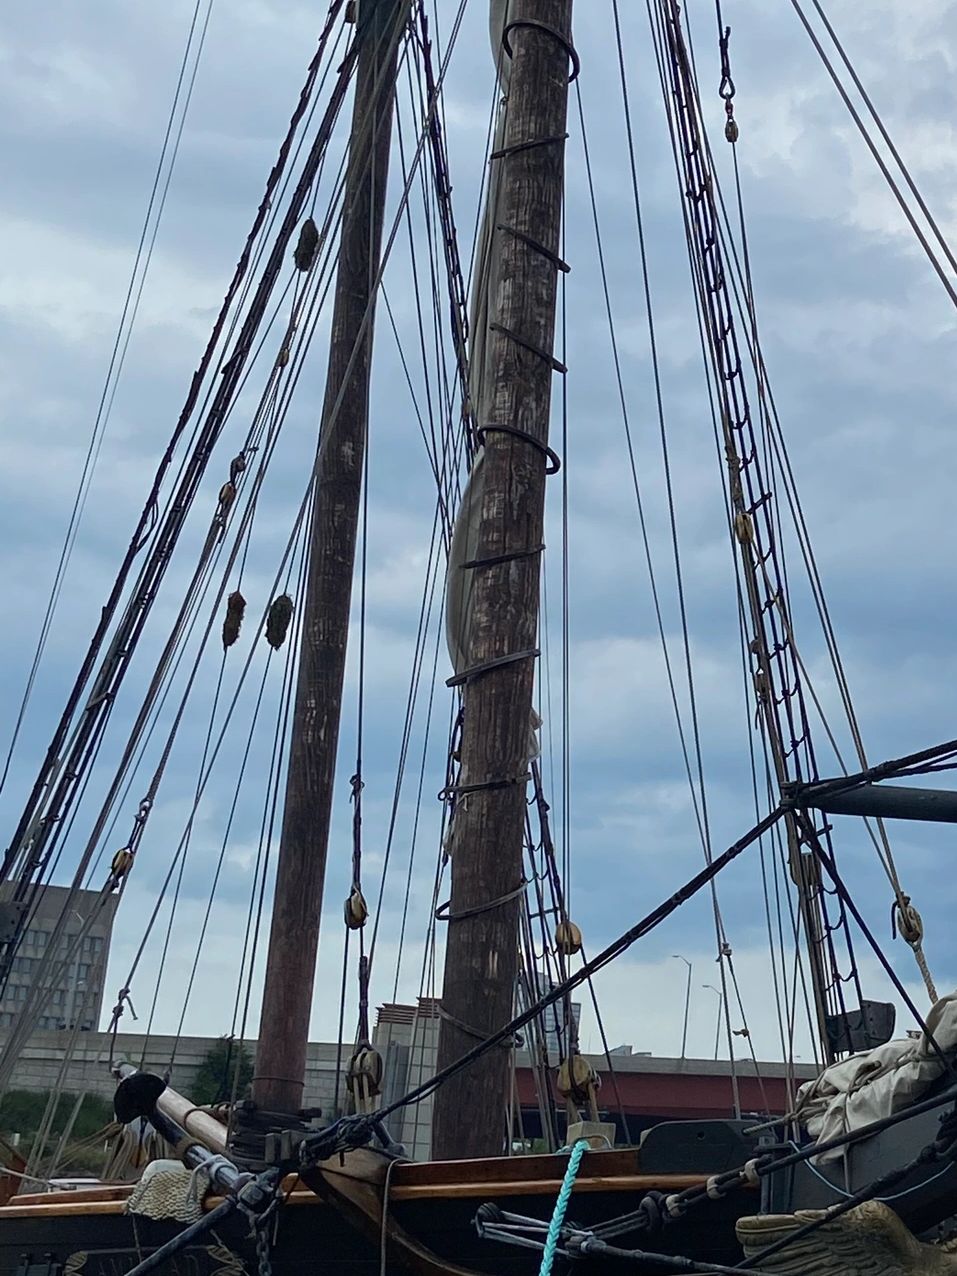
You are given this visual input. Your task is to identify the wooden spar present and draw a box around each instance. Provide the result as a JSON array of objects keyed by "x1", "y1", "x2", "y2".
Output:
[
  {"x1": 796, "y1": 783, "x2": 957, "y2": 823},
  {"x1": 113, "y1": 1063, "x2": 228, "y2": 1154},
  {"x1": 253, "y1": 0, "x2": 408, "y2": 1115},
  {"x1": 432, "y1": 0, "x2": 574, "y2": 1160}
]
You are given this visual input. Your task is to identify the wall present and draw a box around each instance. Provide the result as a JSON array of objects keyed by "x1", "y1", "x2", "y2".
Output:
[{"x1": 0, "y1": 1030, "x2": 348, "y2": 1117}]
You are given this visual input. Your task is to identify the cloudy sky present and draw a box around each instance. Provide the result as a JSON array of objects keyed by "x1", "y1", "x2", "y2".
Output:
[{"x1": 2, "y1": 0, "x2": 957, "y2": 1081}]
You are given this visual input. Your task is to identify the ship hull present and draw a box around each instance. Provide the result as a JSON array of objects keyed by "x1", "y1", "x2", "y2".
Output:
[
  {"x1": 0, "y1": 1142, "x2": 756, "y2": 1276},
  {"x1": 0, "y1": 1186, "x2": 751, "y2": 1276},
  {"x1": 5, "y1": 1103, "x2": 955, "y2": 1276}
]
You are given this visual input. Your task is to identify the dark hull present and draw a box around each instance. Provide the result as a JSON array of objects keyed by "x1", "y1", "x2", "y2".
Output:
[
  {"x1": 5, "y1": 1103, "x2": 954, "y2": 1276},
  {"x1": 0, "y1": 1186, "x2": 751, "y2": 1276}
]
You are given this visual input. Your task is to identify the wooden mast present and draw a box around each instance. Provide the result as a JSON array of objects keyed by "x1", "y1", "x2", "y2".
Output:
[
  {"x1": 432, "y1": 0, "x2": 575, "y2": 1160},
  {"x1": 253, "y1": 0, "x2": 407, "y2": 1115}
]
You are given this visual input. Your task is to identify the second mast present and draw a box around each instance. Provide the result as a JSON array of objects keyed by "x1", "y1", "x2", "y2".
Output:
[{"x1": 253, "y1": 0, "x2": 409, "y2": 1116}]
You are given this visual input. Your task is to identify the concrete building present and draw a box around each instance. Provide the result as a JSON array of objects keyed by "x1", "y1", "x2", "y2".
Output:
[
  {"x1": 0, "y1": 1030, "x2": 347, "y2": 1117},
  {"x1": 372, "y1": 998, "x2": 819, "y2": 1160},
  {"x1": 535, "y1": 982, "x2": 581, "y2": 1058},
  {"x1": 0, "y1": 999, "x2": 819, "y2": 1163},
  {"x1": 0, "y1": 885, "x2": 118, "y2": 1033}
]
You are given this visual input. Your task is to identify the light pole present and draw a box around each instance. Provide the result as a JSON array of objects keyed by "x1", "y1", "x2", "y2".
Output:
[
  {"x1": 672, "y1": 955, "x2": 692, "y2": 1059},
  {"x1": 703, "y1": 984, "x2": 724, "y2": 1060}
]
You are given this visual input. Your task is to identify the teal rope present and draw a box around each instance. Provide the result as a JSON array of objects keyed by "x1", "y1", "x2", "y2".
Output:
[{"x1": 539, "y1": 1139, "x2": 588, "y2": 1276}]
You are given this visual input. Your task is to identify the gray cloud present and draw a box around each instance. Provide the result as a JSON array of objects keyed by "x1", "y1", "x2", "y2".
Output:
[{"x1": 0, "y1": 0, "x2": 954, "y2": 1072}]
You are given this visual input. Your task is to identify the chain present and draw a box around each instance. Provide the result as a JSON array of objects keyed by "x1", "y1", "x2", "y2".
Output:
[{"x1": 255, "y1": 1222, "x2": 272, "y2": 1276}]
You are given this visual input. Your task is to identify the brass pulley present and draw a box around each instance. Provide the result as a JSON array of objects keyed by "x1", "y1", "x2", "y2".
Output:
[
  {"x1": 733, "y1": 511, "x2": 753, "y2": 545},
  {"x1": 556, "y1": 1052, "x2": 597, "y2": 1101},
  {"x1": 344, "y1": 886, "x2": 368, "y2": 930},
  {"x1": 217, "y1": 480, "x2": 237, "y2": 516},
  {"x1": 346, "y1": 1045, "x2": 383, "y2": 1112},
  {"x1": 554, "y1": 919, "x2": 582, "y2": 956},
  {"x1": 109, "y1": 847, "x2": 134, "y2": 887},
  {"x1": 557, "y1": 1051, "x2": 601, "y2": 1123}
]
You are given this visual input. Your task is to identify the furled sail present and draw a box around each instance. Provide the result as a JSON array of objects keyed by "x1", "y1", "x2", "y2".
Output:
[
  {"x1": 794, "y1": 989, "x2": 957, "y2": 1162},
  {"x1": 445, "y1": 0, "x2": 541, "y2": 758}
]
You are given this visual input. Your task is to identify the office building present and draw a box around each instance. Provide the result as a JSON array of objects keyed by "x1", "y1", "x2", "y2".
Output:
[{"x1": 0, "y1": 885, "x2": 118, "y2": 1032}]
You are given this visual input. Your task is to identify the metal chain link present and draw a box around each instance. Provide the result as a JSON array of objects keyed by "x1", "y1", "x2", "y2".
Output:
[{"x1": 255, "y1": 1221, "x2": 273, "y2": 1276}]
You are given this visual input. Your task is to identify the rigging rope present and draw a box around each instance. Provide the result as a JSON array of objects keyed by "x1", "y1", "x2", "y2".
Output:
[
  {"x1": 0, "y1": 1, "x2": 357, "y2": 985},
  {"x1": 8, "y1": 291, "x2": 302, "y2": 1038},
  {"x1": 790, "y1": 0, "x2": 957, "y2": 310},
  {"x1": 103, "y1": 0, "x2": 474, "y2": 1081},
  {"x1": 0, "y1": 0, "x2": 216, "y2": 797},
  {"x1": 2, "y1": 2, "x2": 422, "y2": 1075},
  {"x1": 598, "y1": 11, "x2": 746, "y2": 1094},
  {"x1": 539, "y1": 1139, "x2": 588, "y2": 1276},
  {"x1": 698, "y1": 2, "x2": 938, "y2": 1003},
  {"x1": 650, "y1": 0, "x2": 869, "y2": 1056}
]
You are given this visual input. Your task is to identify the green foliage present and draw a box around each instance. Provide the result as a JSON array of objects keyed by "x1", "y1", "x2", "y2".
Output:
[
  {"x1": 191, "y1": 1036, "x2": 254, "y2": 1105},
  {"x1": 0, "y1": 1090, "x2": 115, "y2": 1174}
]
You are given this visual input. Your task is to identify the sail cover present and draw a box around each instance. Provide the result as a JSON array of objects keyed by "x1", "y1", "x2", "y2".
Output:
[{"x1": 795, "y1": 989, "x2": 957, "y2": 1161}]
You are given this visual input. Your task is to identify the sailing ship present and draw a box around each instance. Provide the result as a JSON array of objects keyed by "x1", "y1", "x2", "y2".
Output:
[{"x1": 2, "y1": 0, "x2": 957, "y2": 1272}]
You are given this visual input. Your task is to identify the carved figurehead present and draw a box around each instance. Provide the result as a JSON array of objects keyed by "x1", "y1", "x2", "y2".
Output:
[{"x1": 737, "y1": 1201, "x2": 957, "y2": 1274}]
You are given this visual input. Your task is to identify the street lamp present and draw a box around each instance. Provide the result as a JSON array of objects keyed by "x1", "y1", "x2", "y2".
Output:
[
  {"x1": 672, "y1": 956, "x2": 692, "y2": 1059},
  {"x1": 702, "y1": 983, "x2": 724, "y2": 1060}
]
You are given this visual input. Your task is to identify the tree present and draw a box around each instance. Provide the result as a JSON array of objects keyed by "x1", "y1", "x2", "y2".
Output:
[
  {"x1": 191, "y1": 1036, "x2": 254, "y2": 1105},
  {"x1": 0, "y1": 1090, "x2": 115, "y2": 1174}
]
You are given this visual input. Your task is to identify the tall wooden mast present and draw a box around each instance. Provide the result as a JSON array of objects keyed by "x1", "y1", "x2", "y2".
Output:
[
  {"x1": 253, "y1": 0, "x2": 407, "y2": 1115},
  {"x1": 432, "y1": 0, "x2": 575, "y2": 1160}
]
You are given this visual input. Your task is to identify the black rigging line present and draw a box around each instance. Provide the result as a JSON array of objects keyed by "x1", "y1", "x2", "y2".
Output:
[
  {"x1": 116, "y1": 0, "x2": 467, "y2": 1064},
  {"x1": 364, "y1": 29, "x2": 475, "y2": 1002},
  {"x1": 8, "y1": 277, "x2": 326, "y2": 1080},
  {"x1": 807, "y1": 0, "x2": 957, "y2": 279},
  {"x1": 687, "y1": 6, "x2": 820, "y2": 1079},
  {"x1": 371, "y1": 806, "x2": 784, "y2": 1121},
  {"x1": 652, "y1": 0, "x2": 864, "y2": 1040},
  {"x1": 687, "y1": 60, "x2": 932, "y2": 998},
  {"x1": 790, "y1": 0, "x2": 957, "y2": 310},
  {"x1": 0, "y1": 0, "x2": 215, "y2": 797},
  {"x1": 168, "y1": 653, "x2": 273, "y2": 1073},
  {"x1": 110, "y1": 477, "x2": 311, "y2": 1058},
  {"x1": 0, "y1": 11, "x2": 359, "y2": 976},
  {"x1": 601, "y1": 11, "x2": 710, "y2": 858},
  {"x1": 415, "y1": 6, "x2": 474, "y2": 451},
  {"x1": 598, "y1": 19, "x2": 749, "y2": 1084},
  {"x1": 1, "y1": 5, "x2": 348, "y2": 877},
  {"x1": 141, "y1": 650, "x2": 228, "y2": 1057},
  {"x1": 231, "y1": 521, "x2": 311, "y2": 1112}
]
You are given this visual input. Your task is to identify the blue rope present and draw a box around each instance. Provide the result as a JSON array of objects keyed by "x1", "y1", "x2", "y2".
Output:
[{"x1": 539, "y1": 1139, "x2": 588, "y2": 1276}]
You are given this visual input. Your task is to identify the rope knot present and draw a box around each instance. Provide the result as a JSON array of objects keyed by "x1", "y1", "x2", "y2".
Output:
[
  {"x1": 636, "y1": 1190, "x2": 668, "y2": 1232},
  {"x1": 718, "y1": 27, "x2": 735, "y2": 101}
]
